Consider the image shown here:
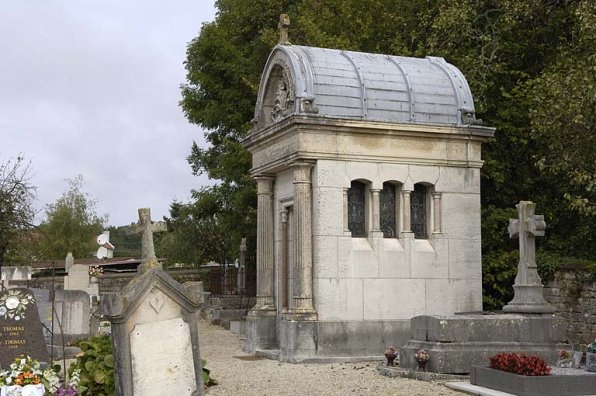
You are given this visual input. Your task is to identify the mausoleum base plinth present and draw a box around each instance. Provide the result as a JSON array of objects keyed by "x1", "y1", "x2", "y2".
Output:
[
  {"x1": 400, "y1": 314, "x2": 568, "y2": 374},
  {"x1": 244, "y1": 310, "x2": 277, "y2": 353}
]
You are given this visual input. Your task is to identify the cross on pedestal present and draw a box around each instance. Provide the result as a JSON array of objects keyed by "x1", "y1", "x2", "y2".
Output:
[
  {"x1": 503, "y1": 201, "x2": 555, "y2": 313},
  {"x1": 126, "y1": 208, "x2": 167, "y2": 274}
]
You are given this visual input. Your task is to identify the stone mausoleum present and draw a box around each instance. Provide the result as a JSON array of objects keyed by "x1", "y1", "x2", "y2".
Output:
[{"x1": 242, "y1": 42, "x2": 495, "y2": 362}]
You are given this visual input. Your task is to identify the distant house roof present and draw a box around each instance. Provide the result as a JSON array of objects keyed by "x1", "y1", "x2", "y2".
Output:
[
  {"x1": 30, "y1": 257, "x2": 167, "y2": 273},
  {"x1": 252, "y1": 45, "x2": 480, "y2": 131}
]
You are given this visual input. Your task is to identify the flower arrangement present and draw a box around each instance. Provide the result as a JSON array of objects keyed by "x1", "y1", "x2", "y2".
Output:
[
  {"x1": 0, "y1": 355, "x2": 44, "y2": 387},
  {"x1": 488, "y1": 352, "x2": 551, "y2": 376},
  {"x1": 384, "y1": 345, "x2": 397, "y2": 356},
  {"x1": 384, "y1": 345, "x2": 398, "y2": 366},
  {"x1": 415, "y1": 349, "x2": 429, "y2": 362},
  {"x1": 44, "y1": 369, "x2": 80, "y2": 396},
  {"x1": 88, "y1": 266, "x2": 103, "y2": 278},
  {"x1": 559, "y1": 350, "x2": 571, "y2": 360}
]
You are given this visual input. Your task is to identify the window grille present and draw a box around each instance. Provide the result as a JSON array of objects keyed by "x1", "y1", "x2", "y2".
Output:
[
  {"x1": 380, "y1": 182, "x2": 397, "y2": 238},
  {"x1": 411, "y1": 184, "x2": 427, "y2": 239},
  {"x1": 348, "y1": 181, "x2": 366, "y2": 237}
]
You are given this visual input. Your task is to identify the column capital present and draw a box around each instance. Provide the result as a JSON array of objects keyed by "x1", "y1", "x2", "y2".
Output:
[
  {"x1": 291, "y1": 161, "x2": 314, "y2": 184},
  {"x1": 255, "y1": 175, "x2": 275, "y2": 194},
  {"x1": 280, "y1": 208, "x2": 288, "y2": 223},
  {"x1": 432, "y1": 191, "x2": 442, "y2": 198},
  {"x1": 371, "y1": 189, "x2": 381, "y2": 194}
]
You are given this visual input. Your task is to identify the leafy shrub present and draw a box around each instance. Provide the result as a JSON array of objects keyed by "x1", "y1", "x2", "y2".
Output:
[
  {"x1": 201, "y1": 359, "x2": 218, "y2": 388},
  {"x1": 69, "y1": 335, "x2": 115, "y2": 396},
  {"x1": 489, "y1": 352, "x2": 551, "y2": 376}
]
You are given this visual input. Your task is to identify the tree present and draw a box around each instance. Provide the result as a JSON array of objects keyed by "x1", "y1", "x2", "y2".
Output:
[
  {"x1": 0, "y1": 155, "x2": 37, "y2": 263},
  {"x1": 532, "y1": 1, "x2": 596, "y2": 216},
  {"x1": 38, "y1": 175, "x2": 107, "y2": 260},
  {"x1": 181, "y1": 0, "x2": 596, "y2": 308}
]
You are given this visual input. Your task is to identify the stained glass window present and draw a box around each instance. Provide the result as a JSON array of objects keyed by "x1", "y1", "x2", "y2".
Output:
[
  {"x1": 380, "y1": 182, "x2": 397, "y2": 238},
  {"x1": 411, "y1": 184, "x2": 427, "y2": 239},
  {"x1": 348, "y1": 181, "x2": 365, "y2": 237}
]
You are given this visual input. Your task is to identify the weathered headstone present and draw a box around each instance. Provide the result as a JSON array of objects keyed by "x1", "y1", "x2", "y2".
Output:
[
  {"x1": 64, "y1": 262, "x2": 98, "y2": 299},
  {"x1": 184, "y1": 281, "x2": 205, "y2": 304},
  {"x1": 54, "y1": 290, "x2": 91, "y2": 343},
  {"x1": 30, "y1": 288, "x2": 52, "y2": 342},
  {"x1": 65, "y1": 252, "x2": 74, "y2": 273},
  {"x1": 102, "y1": 208, "x2": 204, "y2": 396},
  {"x1": 0, "y1": 288, "x2": 50, "y2": 369},
  {"x1": 503, "y1": 201, "x2": 555, "y2": 313},
  {"x1": 237, "y1": 238, "x2": 247, "y2": 295},
  {"x1": 1, "y1": 266, "x2": 32, "y2": 289}
]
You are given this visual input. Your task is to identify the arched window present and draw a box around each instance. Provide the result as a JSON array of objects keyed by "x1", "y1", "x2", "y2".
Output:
[
  {"x1": 411, "y1": 184, "x2": 427, "y2": 239},
  {"x1": 348, "y1": 181, "x2": 366, "y2": 237},
  {"x1": 380, "y1": 182, "x2": 397, "y2": 238}
]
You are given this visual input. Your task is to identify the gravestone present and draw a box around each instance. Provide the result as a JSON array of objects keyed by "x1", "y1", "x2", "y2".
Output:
[
  {"x1": 237, "y1": 238, "x2": 247, "y2": 295},
  {"x1": 54, "y1": 290, "x2": 91, "y2": 343},
  {"x1": 1, "y1": 266, "x2": 32, "y2": 289},
  {"x1": 102, "y1": 208, "x2": 204, "y2": 396},
  {"x1": 0, "y1": 288, "x2": 50, "y2": 369},
  {"x1": 65, "y1": 252, "x2": 74, "y2": 273},
  {"x1": 30, "y1": 288, "x2": 52, "y2": 342}
]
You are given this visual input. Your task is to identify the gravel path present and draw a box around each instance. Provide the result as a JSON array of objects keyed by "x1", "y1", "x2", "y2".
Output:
[{"x1": 199, "y1": 319, "x2": 463, "y2": 396}]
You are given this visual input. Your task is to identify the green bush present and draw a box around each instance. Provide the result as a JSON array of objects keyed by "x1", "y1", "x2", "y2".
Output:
[{"x1": 69, "y1": 335, "x2": 115, "y2": 396}]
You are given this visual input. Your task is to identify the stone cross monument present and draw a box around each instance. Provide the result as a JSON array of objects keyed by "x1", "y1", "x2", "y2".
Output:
[
  {"x1": 126, "y1": 208, "x2": 167, "y2": 274},
  {"x1": 237, "y1": 238, "x2": 247, "y2": 295},
  {"x1": 503, "y1": 201, "x2": 555, "y2": 313},
  {"x1": 278, "y1": 14, "x2": 291, "y2": 45}
]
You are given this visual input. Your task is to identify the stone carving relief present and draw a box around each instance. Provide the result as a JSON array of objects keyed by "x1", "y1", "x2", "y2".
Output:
[
  {"x1": 460, "y1": 107, "x2": 483, "y2": 126},
  {"x1": 149, "y1": 287, "x2": 164, "y2": 314},
  {"x1": 270, "y1": 65, "x2": 295, "y2": 124}
]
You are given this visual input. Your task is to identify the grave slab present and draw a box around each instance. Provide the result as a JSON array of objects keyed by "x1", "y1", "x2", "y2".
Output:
[
  {"x1": 470, "y1": 366, "x2": 596, "y2": 396},
  {"x1": 401, "y1": 314, "x2": 568, "y2": 374},
  {"x1": 0, "y1": 288, "x2": 50, "y2": 369}
]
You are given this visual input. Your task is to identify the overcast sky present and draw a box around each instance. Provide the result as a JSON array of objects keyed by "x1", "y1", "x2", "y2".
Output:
[{"x1": 1, "y1": 0, "x2": 217, "y2": 227}]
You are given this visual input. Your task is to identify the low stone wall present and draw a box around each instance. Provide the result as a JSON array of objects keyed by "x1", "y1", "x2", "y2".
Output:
[
  {"x1": 544, "y1": 271, "x2": 596, "y2": 348},
  {"x1": 13, "y1": 269, "x2": 204, "y2": 294}
]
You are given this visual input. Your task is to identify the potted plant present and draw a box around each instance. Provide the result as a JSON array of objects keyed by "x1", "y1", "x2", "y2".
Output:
[
  {"x1": 586, "y1": 340, "x2": 596, "y2": 372},
  {"x1": 0, "y1": 355, "x2": 46, "y2": 396},
  {"x1": 88, "y1": 266, "x2": 103, "y2": 284},
  {"x1": 414, "y1": 349, "x2": 429, "y2": 372},
  {"x1": 384, "y1": 345, "x2": 397, "y2": 366}
]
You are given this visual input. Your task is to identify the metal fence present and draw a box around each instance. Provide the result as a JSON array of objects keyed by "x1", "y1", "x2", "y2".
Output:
[{"x1": 209, "y1": 266, "x2": 256, "y2": 298}]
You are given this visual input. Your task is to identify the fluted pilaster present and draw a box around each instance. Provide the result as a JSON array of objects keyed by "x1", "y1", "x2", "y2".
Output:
[
  {"x1": 289, "y1": 161, "x2": 317, "y2": 319},
  {"x1": 254, "y1": 176, "x2": 275, "y2": 311}
]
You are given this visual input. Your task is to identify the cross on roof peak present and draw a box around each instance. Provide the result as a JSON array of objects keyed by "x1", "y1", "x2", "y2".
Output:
[{"x1": 278, "y1": 14, "x2": 291, "y2": 45}]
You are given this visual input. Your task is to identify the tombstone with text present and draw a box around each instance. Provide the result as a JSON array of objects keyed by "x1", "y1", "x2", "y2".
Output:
[{"x1": 0, "y1": 288, "x2": 50, "y2": 369}]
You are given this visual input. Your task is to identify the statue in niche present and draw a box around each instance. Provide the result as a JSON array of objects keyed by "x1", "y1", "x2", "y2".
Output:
[{"x1": 271, "y1": 75, "x2": 293, "y2": 123}]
